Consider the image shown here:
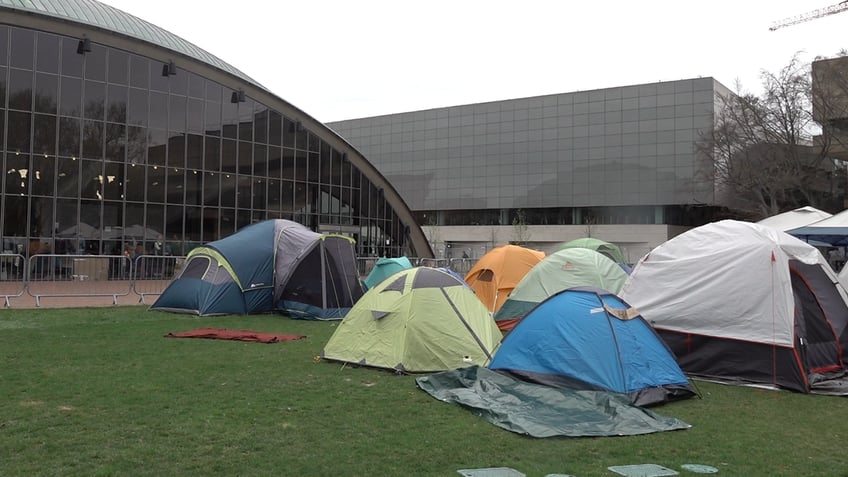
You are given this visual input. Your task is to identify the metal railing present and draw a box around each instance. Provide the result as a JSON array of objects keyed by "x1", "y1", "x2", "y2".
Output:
[
  {"x1": 132, "y1": 255, "x2": 184, "y2": 304},
  {"x1": 0, "y1": 253, "x2": 185, "y2": 308},
  {"x1": 27, "y1": 255, "x2": 132, "y2": 307},
  {"x1": 356, "y1": 256, "x2": 479, "y2": 280},
  {"x1": 0, "y1": 253, "x2": 26, "y2": 307},
  {"x1": 3, "y1": 254, "x2": 480, "y2": 308}
]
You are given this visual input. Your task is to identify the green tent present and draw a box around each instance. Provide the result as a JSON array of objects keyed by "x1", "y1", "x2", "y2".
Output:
[
  {"x1": 559, "y1": 237, "x2": 626, "y2": 264},
  {"x1": 322, "y1": 267, "x2": 502, "y2": 373},
  {"x1": 494, "y1": 248, "x2": 629, "y2": 330}
]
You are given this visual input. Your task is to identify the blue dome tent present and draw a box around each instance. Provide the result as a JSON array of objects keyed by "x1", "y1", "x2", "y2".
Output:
[{"x1": 489, "y1": 287, "x2": 696, "y2": 407}]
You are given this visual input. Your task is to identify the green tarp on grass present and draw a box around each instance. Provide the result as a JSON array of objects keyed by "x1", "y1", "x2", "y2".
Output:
[{"x1": 416, "y1": 366, "x2": 691, "y2": 438}]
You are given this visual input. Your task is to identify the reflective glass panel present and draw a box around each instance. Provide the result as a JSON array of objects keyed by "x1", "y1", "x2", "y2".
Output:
[
  {"x1": 33, "y1": 113, "x2": 56, "y2": 156},
  {"x1": 83, "y1": 80, "x2": 105, "y2": 120},
  {"x1": 9, "y1": 28, "x2": 34, "y2": 70},
  {"x1": 105, "y1": 123, "x2": 126, "y2": 162},
  {"x1": 129, "y1": 55, "x2": 148, "y2": 89},
  {"x1": 60, "y1": 38, "x2": 83, "y2": 78},
  {"x1": 84, "y1": 44, "x2": 106, "y2": 81},
  {"x1": 82, "y1": 120, "x2": 103, "y2": 159},
  {"x1": 56, "y1": 157, "x2": 79, "y2": 198},
  {"x1": 7, "y1": 111, "x2": 31, "y2": 152},
  {"x1": 34, "y1": 72, "x2": 58, "y2": 114},
  {"x1": 148, "y1": 165, "x2": 165, "y2": 203},
  {"x1": 108, "y1": 49, "x2": 129, "y2": 85},
  {"x1": 125, "y1": 163, "x2": 145, "y2": 202},
  {"x1": 58, "y1": 117, "x2": 80, "y2": 157},
  {"x1": 3, "y1": 195, "x2": 26, "y2": 237},
  {"x1": 35, "y1": 33, "x2": 60, "y2": 74},
  {"x1": 106, "y1": 84, "x2": 127, "y2": 123},
  {"x1": 79, "y1": 159, "x2": 101, "y2": 200},
  {"x1": 8, "y1": 68, "x2": 33, "y2": 111}
]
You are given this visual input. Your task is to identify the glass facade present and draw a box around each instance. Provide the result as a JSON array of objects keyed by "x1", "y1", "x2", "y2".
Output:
[
  {"x1": 329, "y1": 79, "x2": 725, "y2": 227},
  {"x1": 0, "y1": 24, "x2": 416, "y2": 259}
]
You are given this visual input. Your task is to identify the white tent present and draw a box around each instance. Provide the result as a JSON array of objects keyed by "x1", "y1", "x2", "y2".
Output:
[
  {"x1": 757, "y1": 206, "x2": 832, "y2": 232},
  {"x1": 620, "y1": 220, "x2": 848, "y2": 394}
]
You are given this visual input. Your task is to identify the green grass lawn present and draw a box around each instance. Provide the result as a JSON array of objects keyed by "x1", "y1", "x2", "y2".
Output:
[{"x1": 1, "y1": 306, "x2": 847, "y2": 477}]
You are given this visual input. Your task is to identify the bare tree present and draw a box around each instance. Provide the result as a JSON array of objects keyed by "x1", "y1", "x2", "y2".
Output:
[
  {"x1": 510, "y1": 209, "x2": 531, "y2": 246},
  {"x1": 697, "y1": 54, "x2": 845, "y2": 219}
]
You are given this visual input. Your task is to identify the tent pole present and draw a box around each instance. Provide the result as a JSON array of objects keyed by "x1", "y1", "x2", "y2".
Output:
[{"x1": 321, "y1": 240, "x2": 327, "y2": 311}]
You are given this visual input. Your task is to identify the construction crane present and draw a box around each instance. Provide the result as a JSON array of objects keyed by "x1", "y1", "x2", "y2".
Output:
[{"x1": 769, "y1": 1, "x2": 848, "y2": 31}]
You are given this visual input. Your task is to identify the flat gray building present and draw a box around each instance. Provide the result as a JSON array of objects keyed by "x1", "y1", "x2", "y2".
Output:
[{"x1": 329, "y1": 78, "x2": 732, "y2": 262}]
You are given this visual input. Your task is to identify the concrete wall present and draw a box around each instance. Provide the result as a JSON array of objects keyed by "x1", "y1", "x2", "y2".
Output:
[{"x1": 422, "y1": 224, "x2": 690, "y2": 264}]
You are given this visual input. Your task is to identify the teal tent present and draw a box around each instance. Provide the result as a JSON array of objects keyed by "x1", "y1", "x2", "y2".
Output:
[
  {"x1": 363, "y1": 256, "x2": 413, "y2": 289},
  {"x1": 151, "y1": 219, "x2": 363, "y2": 318}
]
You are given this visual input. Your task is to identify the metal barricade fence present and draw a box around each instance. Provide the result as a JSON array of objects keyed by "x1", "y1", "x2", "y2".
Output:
[
  {"x1": 0, "y1": 253, "x2": 25, "y2": 307},
  {"x1": 26, "y1": 254, "x2": 133, "y2": 307},
  {"x1": 418, "y1": 258, "x2": 450, "y2": 269},
  {"x1": 2, "y1": 253, "x2": 476, "y2": 308},
  {"x1": 132, "y1": 255, "x2": 184, "y2": 304},
  {"x1": 356, "y1": 257, "x2": 379, "y2": 280},
  {"x1": 448, "y1": 258, "x2": 477, "y2": 275},
  {"x1": 355, "y1": 256, "x2": 479, "y2": 277}
]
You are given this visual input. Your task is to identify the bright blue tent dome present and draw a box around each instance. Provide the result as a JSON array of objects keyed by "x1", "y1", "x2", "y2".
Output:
[{"x1": 488, "y1": 287, "x2": 696, "y2": 406}]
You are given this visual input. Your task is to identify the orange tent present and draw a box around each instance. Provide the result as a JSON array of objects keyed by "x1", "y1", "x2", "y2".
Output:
[{"x1": 464, "y1": 245, "x2": 545, "y2": 313}]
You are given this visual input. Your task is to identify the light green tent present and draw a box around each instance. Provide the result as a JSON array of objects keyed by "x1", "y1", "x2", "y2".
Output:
[
  {"x1": 494, "y1": 248, "x2": 629, "y2": 330},
  {"x1": 322, "y1": 267, "x2": 502, "y2": 373},
  {"x1": 559, "y1": 237, "x2": 626, "y2": 264}
]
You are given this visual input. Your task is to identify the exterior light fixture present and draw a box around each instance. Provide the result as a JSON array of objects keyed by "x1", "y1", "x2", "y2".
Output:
[
  {"x1": 162, "y1": 60, "x2": 176, "y2": 76},
  {"x1": 230, "y1": 89, "x2": 246, "y2": 103},
  {"x1": 77, "y1": 37, "x2": 92, "y2": 54}
]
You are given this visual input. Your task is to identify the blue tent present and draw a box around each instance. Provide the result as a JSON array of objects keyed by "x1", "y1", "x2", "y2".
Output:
[
  {"x1": 151, "y1": 219, "x2": 364, "y2": 318},
  {"x1": 363, "y1": 256, "x2": 413, "y2": 290},
  {"x1": 488, "y1": 287, "x2": 696, "y2": 406}
]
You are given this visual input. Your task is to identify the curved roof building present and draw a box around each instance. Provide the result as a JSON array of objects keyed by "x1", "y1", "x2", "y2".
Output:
[{"x1": 0, "y1": 0, "x2": 431, "y2": 260}]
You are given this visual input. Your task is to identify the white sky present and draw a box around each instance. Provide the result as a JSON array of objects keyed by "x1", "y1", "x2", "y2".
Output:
[{"x1": 98, "y1": 0, "x2": 848, "y2": 123}]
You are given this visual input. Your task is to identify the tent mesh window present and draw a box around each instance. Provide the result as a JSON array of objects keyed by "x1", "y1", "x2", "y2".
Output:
[
  {"x1": 180, "y1": 256, "x2": 210, "y2": 279},
  {"x1": 280, "y1": 248, "x2": 324, "y2": 306}
]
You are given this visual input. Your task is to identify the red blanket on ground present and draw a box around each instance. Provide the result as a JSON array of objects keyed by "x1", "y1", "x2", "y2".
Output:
[{"x1": 165, "y1": 328, "x2": 305, "y2": 343}]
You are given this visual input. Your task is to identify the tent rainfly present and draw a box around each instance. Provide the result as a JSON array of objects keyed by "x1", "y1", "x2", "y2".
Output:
[
  {"x1": 464, "y1": 245, "x2": 545, "y2": 313},
  {"x1": 489, "y1": 287, "x2": 697, "y2": 407},
  {"x1": 494, "y1": 248, "x2": 629, "y2": 331},
  {"x1": 363, "y1": 256, "x2": 413, "y2": 290},
  {"x1": 620, "y1": 220, "x2": 848, "y2": 395},
  {"x1": 558, "y1": 237, "x2": 627, "y2": 264},
  {"x1": 151, "y1": 219, "x2": 363, "y2": 318},
  {"x1": 757, "y1": 206, "x2": 833, "y2": 232},
  {"x1": 322, "y1": 267, "x2": 502, "y2": 373}
]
